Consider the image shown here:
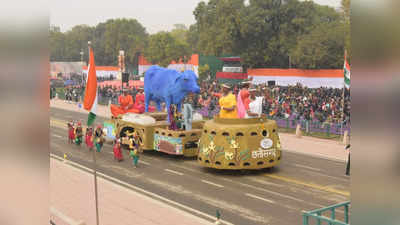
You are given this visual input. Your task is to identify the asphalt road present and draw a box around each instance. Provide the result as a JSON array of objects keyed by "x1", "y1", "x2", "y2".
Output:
[{"x1": 50, "y1": 107, "x2": 350, "y2": 225}]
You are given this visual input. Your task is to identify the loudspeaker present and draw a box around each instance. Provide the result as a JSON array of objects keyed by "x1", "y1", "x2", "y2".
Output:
[
  {"x1": 267, "y1": 80, "x2": 276, "y2": 86},
  {"x1": 122, "y1": 72, "x2": 129, "y2": 83}
]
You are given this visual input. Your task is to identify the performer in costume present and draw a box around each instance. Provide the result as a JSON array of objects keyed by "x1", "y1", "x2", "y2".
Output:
[
  {"x1": 183, "y1": 94, "x2": 194, "y2": 130},
  {"x1": 128, "y1": 133, "x2": 140, "y2": 168},
  {"x1": 219, "y1": 84, "x2": 238, "y2": 119},
  {"x1": 168, "y1": 105, "x2": 179, "y2": 130},
  {"x1": 85, "y1": 127, "x2": 90, "y2": 146},
  {"x1": 94, "y1": 125, "x2": 104, "y2": 152},
  {"x1": 133, "y1": 87, "x2": 156, "y2": 113},
  {"x1": 85, "y1": 127, "x2": 94, "y2": 151},
  {"x1": 237, "y1": 80, "x2": 251, "y2": 118},
  {"x1": 113, "y1": 137, "x2": 123, "y2": 161},
  {"x1": 74, "y1": 122, "x2": 83, "y2": 146},
  {"x1": 67, "y1": 121, "x2": 75, "y2": 144}
]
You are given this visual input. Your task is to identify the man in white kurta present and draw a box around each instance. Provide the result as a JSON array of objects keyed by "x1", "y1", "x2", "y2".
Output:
[{"x1": 246, "y1": 88, "x2": 264, "y2": 118}]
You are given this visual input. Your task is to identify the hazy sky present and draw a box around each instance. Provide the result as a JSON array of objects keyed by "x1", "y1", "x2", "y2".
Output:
[{"x1": 50, "y1": 0, "x2": 341, "y2": 34}]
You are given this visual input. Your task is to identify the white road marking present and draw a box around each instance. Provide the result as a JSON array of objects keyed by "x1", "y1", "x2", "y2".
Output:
[
  {"x1": 201, "y1": 179, "x2": 224, "y2": 188},
  {"x1": 140, "y1": 160, "x2": 150, "y2": 166},
  {"x1": 220, "y1": 177, "x2": 234, "y2": 182},
  {"x1": 240, "y1": 182, "x2": 311, "y2": 205},
  {"x1": 245, "y1": 193, "x2": 275, "y2": 204},
  {"x1": 50, "y1": 153, "x2": 233, "y2": 225},
  {"x1": 51, "y1": 154, "x2": 63, "y2": 161},
  {"x1": 293, "y1": 163, "x2": 322, "y2": 172},
  {"x1": 52, "y1": 134, "x2": 63, "y2": 138},
  {"x1": 164, "y1": 169, "x2": 184, "y2": 176},
  {"x1": 246, "y1": 177, "x2": 284, "y2": 188}
]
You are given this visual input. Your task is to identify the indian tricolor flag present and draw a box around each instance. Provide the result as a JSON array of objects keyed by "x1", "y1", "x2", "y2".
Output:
[
  {"x1": 83, "y1": 45, "x2": 98, "y2": 126},
  {"x1": 344, "y1": 53, "x2": 351, "y2": 89}
]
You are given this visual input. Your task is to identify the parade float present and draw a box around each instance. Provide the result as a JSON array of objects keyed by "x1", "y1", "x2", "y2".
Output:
[
  {"x1": 197, "y1": 116, "x2": 282, "y2": 170},
  {"x1": 104, "y1": 66, "x2": 205, "y2": 156},
  {"x1": 104, "y1": 65, "x2": 282, "y2": 169}
]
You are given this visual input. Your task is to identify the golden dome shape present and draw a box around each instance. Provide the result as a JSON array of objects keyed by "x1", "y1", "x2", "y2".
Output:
[{"x1": 197, "y1": 117, "x2": 282, "y2": 170}]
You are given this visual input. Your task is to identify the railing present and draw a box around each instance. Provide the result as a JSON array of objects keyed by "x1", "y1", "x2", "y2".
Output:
[
  {"x1": 302, "y1": 201, "x2": 350, "y2": 225},
  {"x1": 271, "y1": 117, "x2": 351, "y2": 137}
]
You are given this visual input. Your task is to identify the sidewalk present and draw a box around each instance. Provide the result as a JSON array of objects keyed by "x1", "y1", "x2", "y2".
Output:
[
  {"x1": 50, "y1": 157, "x2": 213, "y2": 225},
  {"x1": 50, "y1": 99, "x2": 347, "y2": 162}
]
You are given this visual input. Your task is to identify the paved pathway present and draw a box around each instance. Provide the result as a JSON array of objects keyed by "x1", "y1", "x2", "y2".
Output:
[{"x1": 50, "y1": 157, "x2": 214, "y2": 225}]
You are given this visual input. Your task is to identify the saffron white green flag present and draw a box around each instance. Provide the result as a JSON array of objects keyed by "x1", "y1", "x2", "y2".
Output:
[
  {"x1": 344, "y1": 54, "x2": 350, "y2": 89},
  {"x1": 83, "y1": 45, "x2": 98, "y2": 126}
]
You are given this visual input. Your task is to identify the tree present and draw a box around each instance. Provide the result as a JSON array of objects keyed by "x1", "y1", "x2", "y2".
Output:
[
  {"x1": 102, "y1": 18, "x2": 148, "y2": 71},
  {"x1": 190, "y1": 0, "x2": 344, "y2": 69},
  {"x1": 63, "y1": 25, "x2": 94, "y2": 62},
  {"x1": 290, "y1": 21, "x2": 345, "y2": 69},
  {"x1": 49, "y1": 18, "x2": 148, "y2": 71},
  {"x1": 193, "y1": 0, "x2": 244, "y2": 56},
  {"x1": 170, "y1": 24, "x2": 188, "y2": 43},
  {"x1": 49, "y1": 26, "x2": 66, "y2": 61},
  {"x1": 144, "y1": 32, "x2": 191, "y2": 67},
  {"x1": 186, "y1": 24, "x2": 201, "y2": 53},
  {"x1": 239, "y1": 0, "x2": 341, "y2": 68},
  {"x1": 341, "y1": 0, "x2": 351, "y2": 60}
]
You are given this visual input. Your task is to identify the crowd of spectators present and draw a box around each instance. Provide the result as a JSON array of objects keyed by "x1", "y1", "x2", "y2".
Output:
[
  {"x1": 59, "y1": 86, "x2": 85, "y2": 103},
  {"x1": 54, "y1": 79, "x2": 350, "y2": 126},
  {"x1": 191, "y1": 81, "x2": 350, "y2": 126}
]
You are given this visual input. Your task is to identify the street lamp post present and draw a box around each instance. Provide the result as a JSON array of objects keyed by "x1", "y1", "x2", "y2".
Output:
[
  {"x1": 80, "y1": 50, "x2": 84, "y2": 85},
  {"x1": 119, "y1": 50, "x2": 125, "y2": 90}
]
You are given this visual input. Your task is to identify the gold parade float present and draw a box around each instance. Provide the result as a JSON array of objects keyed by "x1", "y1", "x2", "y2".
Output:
[
  {"x1": 105, "y1": 112, "x2": 168, "y2": 151},
  {"x1": 105, "y1": 113, "x2": 282, "y2": 169},
  {"x1": 197, "y1": 117, "x2": 282, "y2": 170},
  {"x1": 105, "y1": 112, "x2": 205, "y2": 156},
  {"x1": 153, "y1": 121, "x2": 204, "y2": 157}
]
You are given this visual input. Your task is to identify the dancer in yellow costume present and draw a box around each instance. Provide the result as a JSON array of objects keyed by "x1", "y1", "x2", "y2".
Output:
[{"x1": 218, "y1": 84, "x2": 238, "y2": 119}]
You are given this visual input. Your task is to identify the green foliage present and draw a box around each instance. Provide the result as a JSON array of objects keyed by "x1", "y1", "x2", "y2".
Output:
[
  {"x1": 63, "y1": 25, "x2": 94, "y2": 62},
  {"x1": 193, "y1": 0, "x2": 243, "y2": 56},
  {"x1": 191, "y1": 0, "x2": 348, "y2": 69},
  {"x1": 290, "y1": 21, "x2": 345, "y2": 69},
  {"x1": 144, "y1": 32, "x2": 191, "y2": 67},
  {"x1": 170, "y1": 24, "x2": 188, "y2": 43},
  {"x1": 101, "y1": 18, "x2": 148, "y2": 71},
  {"x1": 292, "y1": 19, "x2": 345, "y2": 69},
  {"x1": 341, "y1": 0, "x2": 351, "y2": 61},
  {"x1": 50, "y1": 18, "x2": 148, "y2": 73},
  {"x1": 50, "y1": 26, "x2": 66, "y2": 61}
]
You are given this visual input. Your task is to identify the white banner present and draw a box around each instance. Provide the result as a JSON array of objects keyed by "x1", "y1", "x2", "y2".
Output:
[
  {"x1": 222, "y1": 67, "x2": 243, "y2": 73},
  {"x1": 249, "y1": 76, "x2": 345, "y2": 88}
]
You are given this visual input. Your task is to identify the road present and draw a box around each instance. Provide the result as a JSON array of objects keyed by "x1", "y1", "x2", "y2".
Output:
[{"x1": 50, "y1": 107, "x2": 350, "y2": 225}]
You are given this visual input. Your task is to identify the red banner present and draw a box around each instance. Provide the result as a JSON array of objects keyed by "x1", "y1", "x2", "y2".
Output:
[{"x1": 216, "y1": 72, "x2": 248, "y2": 79}]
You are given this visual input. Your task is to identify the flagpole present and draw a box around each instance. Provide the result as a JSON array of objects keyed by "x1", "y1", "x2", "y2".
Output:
[{"x1": 89, "y1": 41, "x2": 100, "y2": 225}]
